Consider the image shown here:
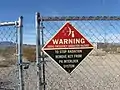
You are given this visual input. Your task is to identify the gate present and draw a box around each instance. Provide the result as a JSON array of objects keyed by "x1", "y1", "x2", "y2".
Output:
[
  {"x1": 36, "y1": 13, "x2": 120, "y2": 90},
  {"x1": 0, "y1": 17, "x2": 24, "y2": 90}
]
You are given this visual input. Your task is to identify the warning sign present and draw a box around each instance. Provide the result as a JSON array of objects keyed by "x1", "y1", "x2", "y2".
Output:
[{"x1": 42, "y1": 22, "x2": 93, "y2": 73}]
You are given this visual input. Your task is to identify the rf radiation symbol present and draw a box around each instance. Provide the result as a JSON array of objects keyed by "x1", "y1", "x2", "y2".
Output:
[{"x1": 42, "y1": 22, "x2": 93, "y2": 73}]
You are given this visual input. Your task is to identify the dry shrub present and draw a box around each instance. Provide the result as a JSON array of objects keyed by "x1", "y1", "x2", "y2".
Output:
[
  {"x1": 23, "y1": 47, "x2": 36, "y2": 62},
  {"x1": 0, "y1": 47, "x2": 16, "y2": 58},
  {"x1": 0, "y1": 47, "x2": 16, "y2": 67},
  {"x1": 90, "y1": 49, "x2": 106, "y2": 56}
]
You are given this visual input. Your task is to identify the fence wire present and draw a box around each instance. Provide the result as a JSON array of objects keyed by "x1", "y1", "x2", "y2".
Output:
[
  {"x1": 41, "y1": 20, "x2": 120, "y2": 90},
  {"x1": 0, "y1": 26, "x2": 19, "y2": 90}
]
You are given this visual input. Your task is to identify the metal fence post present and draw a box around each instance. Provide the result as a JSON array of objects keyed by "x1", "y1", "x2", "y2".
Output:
[
  {"x1": 41, "y1": 20, "x2": 46, "y2": 90},
  {"x1": 36, "y1": 12, "x2": 42, "y2": 90},
  {"x1": 18, "y1": 16, "x2": 24, "y2": 90}
]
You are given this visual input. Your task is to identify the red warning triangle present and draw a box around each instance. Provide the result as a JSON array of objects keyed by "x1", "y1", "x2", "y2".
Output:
[{"x1": 43, "y1": 22, "x2": 93, "y2": 50}]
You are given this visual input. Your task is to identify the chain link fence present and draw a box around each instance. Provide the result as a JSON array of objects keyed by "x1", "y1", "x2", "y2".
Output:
[
  {"x1": 2, "y1": 15, "x2": 120, "y2": 90},
  {"x1": 38, "y1": 16, "x2": 120, "y2": 90},
  {"x1": 0, "y1": 24, "x2": 19, "y2": 89}
]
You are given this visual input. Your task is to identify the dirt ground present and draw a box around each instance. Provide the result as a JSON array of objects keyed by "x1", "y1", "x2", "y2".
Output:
[{"x1": 0, "y1": 49, "x2": 120, "y2": 90}]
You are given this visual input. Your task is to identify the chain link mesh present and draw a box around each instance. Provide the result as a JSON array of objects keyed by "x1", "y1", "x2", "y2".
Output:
[
  {"x1": 0, "y1": 25, "x2": 18, "y2": 90},
  {"x1": 42, "y1": 20, "x2": 120, "y2": 90}
]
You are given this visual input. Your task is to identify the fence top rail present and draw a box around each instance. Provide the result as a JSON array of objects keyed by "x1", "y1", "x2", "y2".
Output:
[
  {"x1": 0, "y1": 21, "x2": 18, "y2": 26},
  {"x1": 39, "y1": 16, "x2": 120, "y2": 21}
]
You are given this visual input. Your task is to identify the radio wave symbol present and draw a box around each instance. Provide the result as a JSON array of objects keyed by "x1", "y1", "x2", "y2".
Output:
[{"x1": 68, "y1": 26, "x2": 74, "y2": 37}]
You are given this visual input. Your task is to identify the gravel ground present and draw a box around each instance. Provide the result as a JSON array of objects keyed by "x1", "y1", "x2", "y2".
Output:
[{"x1": 0, "y1": 49, "x2": 120, "y2": 90}]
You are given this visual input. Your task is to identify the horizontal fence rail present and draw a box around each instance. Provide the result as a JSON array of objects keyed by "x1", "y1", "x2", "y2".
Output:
[
  {"x1": 39, "y1": 16, "x2": 120, "y2": 21},
  {"x1": 0, "y1": 21, "x2": 18, "y2": 26}
]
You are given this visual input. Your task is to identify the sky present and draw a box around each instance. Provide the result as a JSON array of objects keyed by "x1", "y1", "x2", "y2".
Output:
[{"x1": 0, "y1": 0, "x2": 120, "y2": 44}]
